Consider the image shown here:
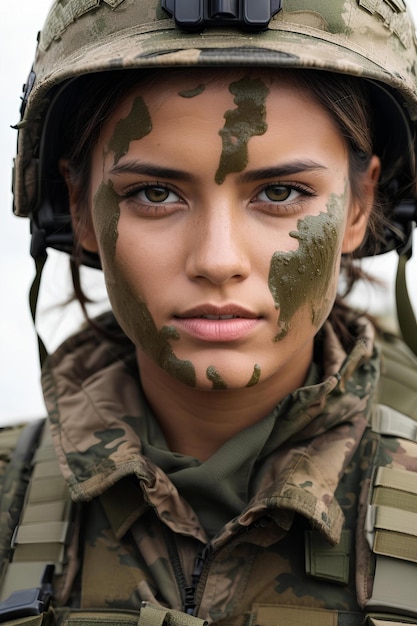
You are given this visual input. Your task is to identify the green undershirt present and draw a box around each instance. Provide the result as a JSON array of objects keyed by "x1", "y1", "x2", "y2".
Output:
[{"x1": 135, "y1": 362, "x2": 321, "y2": 538}]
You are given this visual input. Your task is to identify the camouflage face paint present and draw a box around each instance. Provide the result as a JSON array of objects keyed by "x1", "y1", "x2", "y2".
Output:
[
  {"x1": 95, "y1": 97, "x2": 152, "y2": 261},
  {"x1": 206, "y1": 366, "x2": 228, "y2": 389},
  {"x1": 93, "y1": 99, "x2": 197, "y2": 386},
  {"x1": 93, "y1": 178, "x2": 197, "y2": 387},
  {"x1": 107, "y1": 96, "x2": 152, "y2": 165},
  {"x1": 178, "y1": 84, "x2": 206, "y2": 98},
  {"x1": 268, "y1": 188, "x2": 347, "y2": 340},
  {"x1": 215, "y1": 76, "x2": 269, "y2": 185},
  {"x1": 206, "y1": 363, "x2": 261, "y2": 389},
  {"x1": 93, "y1": 179, "x2": 120, "y2": 259},
  {"x1": 246, "y1": 364, "x2": 261, "y2": 388}
]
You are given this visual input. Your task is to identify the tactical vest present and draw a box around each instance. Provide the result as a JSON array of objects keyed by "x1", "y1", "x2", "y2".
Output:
[{"x1": 0, "y1": 332, "x2": 416, "y2": 626}]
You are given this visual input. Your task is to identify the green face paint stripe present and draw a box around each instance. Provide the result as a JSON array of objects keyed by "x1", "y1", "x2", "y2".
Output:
[
  {"x1": 93, "y1": 179, "x2": 121, "y2": 260},
  {"x1": 206, "y1": 365, "x2": 228, "y2": 389},
  {"x1": 116, "y1": 287, "x2": 197, "y2": 386},
  {"x1": 107, "y1": 95, "x2": 152, "y2": 165},
  {"x1": 246, "y1": 364, "x2": 261, "y2": 387},
  {"x1": 178, "y1": 84, "x2": 206, "y2": 98},
  {"x1": 268, "y1": 187, "x2": 347, "y2": 341},
  {"x1": 93, "y1": 181, "x2": 196, "y2": 387},
  {"x1": 112, "y1": 275, "x2": 197, "y2": 387},
  {"x1": 215, "y1": 76, "x2": 269, "y2": 185},
  {"x1": 158, "y1": 325, "x2": 196, "y2": 386}
]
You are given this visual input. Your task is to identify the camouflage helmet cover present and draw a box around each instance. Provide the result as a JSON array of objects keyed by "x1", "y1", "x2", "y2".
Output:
[{"x1": 13, "y1": 0, "x2": 417, "y2": 258}]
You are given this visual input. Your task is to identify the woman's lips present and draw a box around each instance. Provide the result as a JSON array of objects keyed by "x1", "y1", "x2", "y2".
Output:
[{"x1": 173, "y1": 305, "x2": 262, "y2": 342}]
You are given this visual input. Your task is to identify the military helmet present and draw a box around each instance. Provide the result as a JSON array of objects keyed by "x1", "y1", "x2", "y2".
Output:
[{"x1": 13, "y1": 0, "x2": 417, "y2": 262}]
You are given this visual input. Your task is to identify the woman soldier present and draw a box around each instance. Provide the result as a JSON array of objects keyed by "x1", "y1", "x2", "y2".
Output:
[{"x1": 3, "y1": 1, "x2": 417, "y2": 625}]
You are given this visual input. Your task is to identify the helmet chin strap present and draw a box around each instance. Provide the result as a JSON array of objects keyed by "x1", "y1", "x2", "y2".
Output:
[
  {"x1": 29, "y1": 252, "x2": 49, "y2": 368},
  {"x1": 392, "y1": 198, "x2": 417, "y2": 357},
  {"x1": 395, "y1": 236, "x2": 417, "y2": 358}
]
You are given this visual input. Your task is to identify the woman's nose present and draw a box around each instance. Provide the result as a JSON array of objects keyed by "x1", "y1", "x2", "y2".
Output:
[{"x1": 185, "y1": 204, "x2": 251, "y2": 285}]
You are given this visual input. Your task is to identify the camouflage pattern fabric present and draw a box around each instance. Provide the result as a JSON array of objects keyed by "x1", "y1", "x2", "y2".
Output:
[
  {"x1": 13, "y1": 0, "x2": 417, "y2": 221},
  {"x1": 37, "y1": 309, "x2": 410, "y2": 625}
]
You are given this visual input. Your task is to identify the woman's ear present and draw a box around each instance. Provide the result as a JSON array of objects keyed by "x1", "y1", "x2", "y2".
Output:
[
  {"x1": 342, "y1": 155, "x2": 381, "y2": 254},
  {"x1": 59, "y1": 158, "x2": 99, "y2": 253}
]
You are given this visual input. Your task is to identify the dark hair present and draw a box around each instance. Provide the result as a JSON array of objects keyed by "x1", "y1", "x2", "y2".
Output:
[{"x1": 59, "y1": 67, "x2": 387, "y2": 347}]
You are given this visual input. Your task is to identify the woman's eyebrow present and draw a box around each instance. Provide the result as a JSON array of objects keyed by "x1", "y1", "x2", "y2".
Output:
[
  {"x1": 108, "y1": 159, "x2": 326, "y2": 182},
  {"x1": 238, "y1": 161, "x2": 327, "y2": 182},
  {"x1": 109, "y1": 160, "x2": 194, "y2": 181}
]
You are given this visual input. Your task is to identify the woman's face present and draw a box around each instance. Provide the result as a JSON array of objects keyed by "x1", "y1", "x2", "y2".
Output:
[{"x1": 81, "y1": 72, "x2": 375, "y2": 390}]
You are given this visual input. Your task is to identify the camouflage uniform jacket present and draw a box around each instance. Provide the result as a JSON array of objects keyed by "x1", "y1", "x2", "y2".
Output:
[{"x1": 38, "y1": 311, "x2": 417, "y2": 626}]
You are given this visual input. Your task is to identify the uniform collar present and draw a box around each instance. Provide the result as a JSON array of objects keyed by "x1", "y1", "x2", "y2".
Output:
[{"x1": 43, "y1": 311, "x2": 379, "y2": 545}]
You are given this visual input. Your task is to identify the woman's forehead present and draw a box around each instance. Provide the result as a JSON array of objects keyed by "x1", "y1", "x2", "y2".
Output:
[{"x1": 108, "y1": 69, "x2": 318, "y2": 126}]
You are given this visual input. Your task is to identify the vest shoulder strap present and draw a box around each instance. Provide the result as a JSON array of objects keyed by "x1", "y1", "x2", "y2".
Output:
[
  {"x1": 0, "y1": 418, "x2": 74, "y2": 622},
  {"x1": 364, "y1": 433, "x2": 417, "y2": 621},
  {"x1": 375, "y1": 332, "x2": 417, "y2": 422},
  {"x1": 306, "y1": 331, "x2": 417, "y2": 624},
  {"x1": 0, "y1": 420, "x2": 45, "y2": 586}
]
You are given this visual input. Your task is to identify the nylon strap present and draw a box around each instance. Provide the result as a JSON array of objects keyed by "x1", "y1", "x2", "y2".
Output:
[
  {"x1": 139, "y1": 603, "x2": 207, "y2": 626},
  {"x1": 29, "y1": 254, "x2": 48, "y2": 368},
  {"x1": 365, "y1": 555, "x2": 417, "y2": 618},
  {"x1": 0, "y1": 420, "x2": 45, "y2": 593},
  {"x1": 366, "y1": 504, "x2": 417, "y2": 562},
  {"x1": 371, "y1": 466, "x2": 417, "y2": 515},
  {"x1": 375, "y1": 335, "x2": 417, "y2": 422},
  {"x1": 58, "y1": 607, "x2": 207, "y2": 626},
  {"x1": 250, "y1": 603, "x2": 338, "y2": 626},
  {"x1": 374, "y1": 466, "x2": 417, "y2": 496},
  {"x1": 59, "y1": 610, "x2": 142, "y2": 626},
  {"x1": 395, "y1": 253, "x2": 417, "y2": 358},
  {"x1": 371, "y1": 405, "x2": 417, "y2": 442},
  {"x1": 0, "y1": 421, "x2": 73, "y2": 603},
  {"x1": 366, "y1": 464, "x2": 417, "y2": 563},
  {"x1": 365, "y1": 461, "x2": 417, "y2": 620}
]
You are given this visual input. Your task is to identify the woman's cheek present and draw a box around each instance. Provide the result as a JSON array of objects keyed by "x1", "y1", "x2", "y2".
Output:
[
  {"x1": 268, "y1": 187, "x2": 348, "y2": 340},
  {"x1": 92, "y1": 179, "x2": 197, "y2": 386}
]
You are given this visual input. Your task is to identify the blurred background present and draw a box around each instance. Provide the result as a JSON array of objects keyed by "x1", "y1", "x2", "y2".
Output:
[{"x1": 1, "y1": 1, "x2": 417, "y2": 425}]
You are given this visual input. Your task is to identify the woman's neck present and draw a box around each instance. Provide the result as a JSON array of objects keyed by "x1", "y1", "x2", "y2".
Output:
[{"x1": 136, "y1": 348, "x2": 312, "y2": 461}]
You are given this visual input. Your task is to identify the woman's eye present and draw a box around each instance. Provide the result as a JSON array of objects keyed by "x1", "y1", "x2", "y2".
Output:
[
  {"x1": 137, "y1": 186, "x2": 180, "y2": 203},
  {"x1": 258, "y1": 185, "x2": 301, "y2": 203},
  {"x1": 121, "y1": 184, "x2": 184, "y2": 217}
]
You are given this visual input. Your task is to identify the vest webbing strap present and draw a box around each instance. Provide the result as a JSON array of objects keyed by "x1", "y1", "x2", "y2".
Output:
[
  {"x1": 374, "y1": 466, "x2": 417, "y2": 496},
  {"x1": 0, "y1": 607, "x2": 208, "y2": 626},
  {"x1": 59, "y1": 610, "x2": 143, "y2": 626},
  {"x1": 57, "y1": 605, "x2": 208, "y2": 626},
  {"x1": 365, "y1": 460, "x2": 417, "y2": 619},
  {"x1": 371, "y1": 405, "x2": 417, "y2": 442},
  {"x1": 0, "y1": 421, "x2": 73, "y2": 605},
  {"x1": 250, "y1": 603, "x2": 338, "y2": 626},
  {"x1": 366, "y1": 504, "x2": 417, "y2": 562},
  {"x1": 0, "y1": 420, "x2": 45, "y2": 593},
  {"x1": 365, "y1": 555, "x2": 417, "y2": 619},
  {"x1": 139, "y1": 603, "x2": 207, "y2": 626}
]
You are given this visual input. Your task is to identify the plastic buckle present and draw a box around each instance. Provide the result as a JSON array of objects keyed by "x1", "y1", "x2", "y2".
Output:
[
  {"x1": 161, "y1": 0, "x2": 282, "y2": 31},
  {"x1": 0, "y1": 588, "x2": 50, "y2": 621},
  {"x1": 0, "y1": 565, "x2": 54, "y2": 622}
]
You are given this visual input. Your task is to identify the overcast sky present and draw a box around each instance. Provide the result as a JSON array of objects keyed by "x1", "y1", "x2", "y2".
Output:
[{"x1": 1, "y1": 2, "x2": 417, "y2": 425}]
